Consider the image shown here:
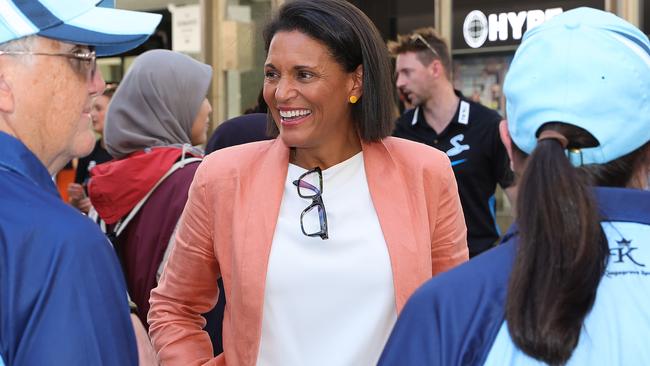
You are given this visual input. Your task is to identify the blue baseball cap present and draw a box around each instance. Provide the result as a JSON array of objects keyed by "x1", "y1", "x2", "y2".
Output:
[
  {"x1": 504, "y1": 7, "x2": 650, "y2": 165},
  {"x1": 0, "y1": 0, "x2": 162, "y2": 56}
]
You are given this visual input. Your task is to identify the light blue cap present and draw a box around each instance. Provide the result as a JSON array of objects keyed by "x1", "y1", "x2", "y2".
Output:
[
  {"x1": 0, "y1": 0, "x2": 162, "y2": 56},
  {"x1": 504, "y1": 7, "x2": 650, "y2": 164}
]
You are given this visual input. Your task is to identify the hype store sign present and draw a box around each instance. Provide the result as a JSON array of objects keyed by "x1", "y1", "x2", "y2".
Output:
[{"x1": 452, "y1": 0, "x2": 605, "y2": 52}]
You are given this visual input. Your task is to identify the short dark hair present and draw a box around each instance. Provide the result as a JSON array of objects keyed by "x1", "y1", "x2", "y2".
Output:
[
  {"x1": 388, "y1": 27, "x2": 452, "y2": 80},
  {"x1": 263, "y1": 0, "x2": 396, "y2": 142}
]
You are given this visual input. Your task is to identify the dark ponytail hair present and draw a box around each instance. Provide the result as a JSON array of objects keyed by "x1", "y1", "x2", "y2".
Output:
[{"x1": 506, "y1": 123, "x2": 609, "y2": 365}]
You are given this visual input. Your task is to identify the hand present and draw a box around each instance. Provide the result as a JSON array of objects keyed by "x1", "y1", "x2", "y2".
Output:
[{"x1": 67, "y1": 183, "x2": 91, "y2": 214}]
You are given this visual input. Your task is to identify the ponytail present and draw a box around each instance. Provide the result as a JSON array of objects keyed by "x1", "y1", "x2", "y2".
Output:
[{"x1": 506, "y1": 125, "x2": 609, "y2": 365}]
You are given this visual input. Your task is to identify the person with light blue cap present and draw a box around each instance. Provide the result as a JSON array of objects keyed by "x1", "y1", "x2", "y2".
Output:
[
  {"x1": 379, "y1": 7, "x2": 650, "y2": 366},
  {"x1": 0, "y1": 1, "x2": 161, "y2": 365}
]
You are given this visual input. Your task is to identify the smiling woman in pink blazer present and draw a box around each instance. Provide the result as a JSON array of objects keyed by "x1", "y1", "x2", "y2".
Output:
[{"x1": 148, "y1": 1, "x2": 468, "y2": 365}]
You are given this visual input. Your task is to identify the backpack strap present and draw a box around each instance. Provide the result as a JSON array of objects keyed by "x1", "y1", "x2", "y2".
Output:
[
  {"x1": 90, "y1": 156, "x2": 202, "y2": 241},
  {"x1": 113, "y1": 156, "x2": 201, "y2": 237},
  {"x1": 157, "y1": 219, "x2": 181, "y2": 281}
]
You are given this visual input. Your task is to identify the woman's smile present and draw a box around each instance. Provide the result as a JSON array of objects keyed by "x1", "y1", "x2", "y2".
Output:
[{"x1": 278, "y1": 107, "x2": 313, "y2": 126}]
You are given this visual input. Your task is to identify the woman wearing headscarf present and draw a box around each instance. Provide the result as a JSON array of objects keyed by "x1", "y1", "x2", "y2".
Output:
[
  {"x1": 88, "y1": 49, "x2": 212, "y2": 329},
  {"x1": 379, "y1": 8, "x2": 650, "y2": 366},
  {"x1": 148, "y1": 1, "x2": 468, "y2": 365}
]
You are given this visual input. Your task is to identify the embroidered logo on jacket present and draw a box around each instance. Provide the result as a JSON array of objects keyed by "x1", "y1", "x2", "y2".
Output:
[
  {"x1": 610, "y1": 238, "x2": 646, "y2": 268},
  {"x1": 606, "y1": 237, "x2": 648, "y2": 278}
]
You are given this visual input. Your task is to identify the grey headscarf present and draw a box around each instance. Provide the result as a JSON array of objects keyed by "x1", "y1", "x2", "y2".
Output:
[{"x1": 104, "y1": 49, "x2": 213, "y2": 159}]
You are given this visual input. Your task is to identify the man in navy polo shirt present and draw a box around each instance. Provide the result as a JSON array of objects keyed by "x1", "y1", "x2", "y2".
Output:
[
  {"x1": 0, "y1": 1, "x2": 160, "y2": 364},
  {"x1": 389, "y1": 28, "x2": 515, "y2": 257}
]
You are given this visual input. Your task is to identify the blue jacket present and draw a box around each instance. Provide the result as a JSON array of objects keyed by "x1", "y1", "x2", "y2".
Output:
[
  {"x1": 379, "y1": 187, "x2": 650, "y2": 365},
  {"x1": 0, "y1": 132, "x2": 137, "y2": 365}
]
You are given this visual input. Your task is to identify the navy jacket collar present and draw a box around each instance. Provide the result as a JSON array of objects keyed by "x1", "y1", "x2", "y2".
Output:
[
  {"x1": 0, "y1": 131, "x2": 59, "y2": 197},
  {"x1": 410, "y1": 90, "x2": 471, "y2": 128},
  {"x1": 499, "y1": 187, "x2": 650, "y2": 245},
  {"x1": 595, "y1": 187, "x2": 650, "y2": 226}
]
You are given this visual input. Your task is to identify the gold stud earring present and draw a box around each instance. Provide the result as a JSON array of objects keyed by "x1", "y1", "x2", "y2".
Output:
[{"x1": 349, "y1": 95, "x2": 358, "y2": 104}]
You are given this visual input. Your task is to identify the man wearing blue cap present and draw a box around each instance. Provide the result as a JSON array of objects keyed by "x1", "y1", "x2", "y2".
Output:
[{"x1": 0, "y1": 1, "x2": 161, "y2": 365}]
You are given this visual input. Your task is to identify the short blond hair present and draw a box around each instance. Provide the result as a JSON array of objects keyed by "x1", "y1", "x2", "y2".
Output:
[{"x1": 387, "y1": 27, "x2": 452, "y2": 80}]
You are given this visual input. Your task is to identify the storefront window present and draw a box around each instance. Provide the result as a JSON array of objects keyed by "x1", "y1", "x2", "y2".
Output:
[
  {"x1": 350, "y1": 0, "x2": 435, "y2": 41},
  {"x1": 225, "y1": 0, "x2": 272, "y2": 117},
  {"x1": 452, "y1": 54, "x2": 512, "y2": 116}
]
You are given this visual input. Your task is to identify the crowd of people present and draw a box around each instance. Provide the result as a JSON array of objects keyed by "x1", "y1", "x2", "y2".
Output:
[{"x1": 0, "y1": 0, "x2": 648, "y2": 365}]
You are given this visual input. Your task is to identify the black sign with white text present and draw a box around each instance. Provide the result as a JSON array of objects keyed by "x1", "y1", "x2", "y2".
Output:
[{"x1": 452, "y1": 0, "x2": 605, "y2": 52}]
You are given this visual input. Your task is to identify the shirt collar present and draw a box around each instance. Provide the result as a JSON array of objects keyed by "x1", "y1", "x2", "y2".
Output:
[
  {"x1": 410, "y1": 106, "x2": 419, "y2": 126},
  {"x1": 595, "y1": 187, "x2": 650, "y2": 226},
  {"x1": 411, "y1": 90, "x2": 471, "y2": 127},
  {"x1": 500, "y1": 187, "x2": 650, "y2": 245},
  {"x1": 0, "y1": 131, "x2": 59, "y2": 197}
]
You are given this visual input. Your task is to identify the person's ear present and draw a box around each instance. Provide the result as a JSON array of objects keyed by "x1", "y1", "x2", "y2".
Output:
[
  {"x1": 0, "y1": 75, "x2": 15, "y2": 114},
  {"x1": 640, "y1": 145, "x2": 650, "y2": 190},
  {"x1": 429, "y1": 60, "x2": 445, "y2": 79},
  {"x1": 499, "y1": 119, "x2": 515, "y2": 170},
  {"x1": 349, "y1": 64, "x2": 363, "y2": 100}
]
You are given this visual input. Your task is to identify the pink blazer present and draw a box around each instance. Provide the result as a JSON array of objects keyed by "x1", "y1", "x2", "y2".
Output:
[{"x1": 148, "y1": 137, "x2": 468, "y2": 365}]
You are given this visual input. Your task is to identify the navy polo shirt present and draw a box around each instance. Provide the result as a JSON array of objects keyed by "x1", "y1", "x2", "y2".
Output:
[
  {"x1": 0, "y1": 132, "x2": 137, "y2": 365},
  {"x1": 394, "y1": 91, "x2": 513, "y2": 257}
]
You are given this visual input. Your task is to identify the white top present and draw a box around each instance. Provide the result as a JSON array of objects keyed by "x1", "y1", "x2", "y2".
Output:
[{"x1": 256, "y1": 152, "x2": 397, "y2": 366}]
